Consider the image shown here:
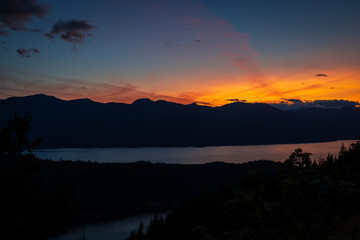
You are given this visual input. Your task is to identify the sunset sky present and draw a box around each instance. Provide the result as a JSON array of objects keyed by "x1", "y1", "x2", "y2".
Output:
[{"x1": 1, "y1": 0, "x2": 359, "y2": 106}]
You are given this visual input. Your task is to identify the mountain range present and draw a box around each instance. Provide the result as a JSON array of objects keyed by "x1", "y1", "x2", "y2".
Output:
[{"x1": 0, "y1": 94, "x2": 359, "y2": 148}]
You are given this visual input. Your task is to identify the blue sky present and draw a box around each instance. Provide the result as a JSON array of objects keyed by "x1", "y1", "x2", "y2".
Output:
[{"x1": 1, "y1": 0, "x2": 359, "y2": 105}]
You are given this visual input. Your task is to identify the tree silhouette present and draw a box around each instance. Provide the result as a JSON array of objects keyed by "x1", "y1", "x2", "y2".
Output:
[
  {"x1": 0, "y1": 112, "x2": 41, "y2": 159},
  {"x1": 284, "y1": 148, "x2": 312, "y2": 168},
  {"x1": 125, "y1": 141, "x2": 360, "y2": 240}
]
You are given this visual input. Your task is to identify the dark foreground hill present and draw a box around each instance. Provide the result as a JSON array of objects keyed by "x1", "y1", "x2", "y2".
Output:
[
  {"x1": 0, "y1": 94, "x2": 359, "y2": 148},
  {"x1": 127, "y1": 141, "x2": 360, "y2": 240},
  {"x1": 0, "y1": 156, "x2": 280, "y2": 239}
]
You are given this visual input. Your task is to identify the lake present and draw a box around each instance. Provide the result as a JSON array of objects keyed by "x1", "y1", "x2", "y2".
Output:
[
  {"x1": 48, "y1": 212, "x2": 166, "y2": 240},
  {"x1": 43, "y1": 140, "x2": 356, "y2": 240},
  {"x1": 35, "y1": 140, "x2": 355, "y2": 164}
]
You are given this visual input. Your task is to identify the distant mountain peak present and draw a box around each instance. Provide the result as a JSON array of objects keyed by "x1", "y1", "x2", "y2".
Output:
[
  {"x1": 6, "y1": 94, "x2": 61, "y2": 102},
  {"x1": 131, "y1": 98, "x2": 154, "y2": 105},
  {"x1": 1, "y1": 94, "x2": 359, "y2": 148},
  {"x1": 155, "y1": 100, "x2": 169, "y2": 104},
  {"x1": 69, "y1": 98, "x2": 96, "y2": 104}
]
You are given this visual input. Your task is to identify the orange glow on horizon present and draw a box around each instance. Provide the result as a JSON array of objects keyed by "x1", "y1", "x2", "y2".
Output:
[
  {"x1": 75, "y1": 68, "x2": 360, "y2": 106},
  {"x1": 172, "y1": 67, "x2": 360, "y2": 106},
  {"x1": 2, "y1": 67, "x2": 358, "y2": 107}
]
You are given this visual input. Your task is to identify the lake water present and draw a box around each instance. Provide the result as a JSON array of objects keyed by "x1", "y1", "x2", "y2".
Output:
[
  {"x1": 43, "y1": 140, "x2": 356, "y2": 240},
  {"x1": 35, "y1": 140, "x2": 355, "y2": 164},
  {"x1": 48, "y1": 212, "x2": 166, "y2": 240}
]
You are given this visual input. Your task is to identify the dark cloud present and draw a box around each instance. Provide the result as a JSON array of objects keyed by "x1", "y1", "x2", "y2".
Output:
[
  {"x1": 193, "y1": 101, "x2": 212, "y2": 106},
  {"x1": 282, "y1": 98, "x2": 303, "y2": 104},
  {"x1": 226, "y1": 99, "x2": 247, "y2": 103},
  {"x1": 193, "y1": 39, "x2": 206, "y2": 43},
  {"x1": 312, "y1": 100, "x2": 359, "y2": 109},
  {"x1": 316, "y1": 73, "x2": 328, "y2": 77},
  {"x1": 0, "y1": 0, "x2": 49, "y2": 36},
  {"x1": 17, "y1": 48, "x2": 39, "y2": 57},
  {"x1": 45, "y1": 20, "x2": 95, "y2": 47},
  {"x1": 272, "y1": 99, "x2": 359, "y2": 111}
]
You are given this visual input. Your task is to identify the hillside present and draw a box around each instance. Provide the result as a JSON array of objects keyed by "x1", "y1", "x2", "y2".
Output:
[
  {"x1": 126, "y1": 141, "x2": 360, "y2": 240},
  {"x1": 0, "y1": 94, "x2": 359, "y2": 148},
  {"x1": 0, "y1": 157, "x2": 280, "y2": 239}
]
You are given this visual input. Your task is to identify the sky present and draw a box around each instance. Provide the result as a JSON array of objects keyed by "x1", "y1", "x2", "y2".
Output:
[{"x1": 0, "y1": 0, "x2": 360, "y2": 106}]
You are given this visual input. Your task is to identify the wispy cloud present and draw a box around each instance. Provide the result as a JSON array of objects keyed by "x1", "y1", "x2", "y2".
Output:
[
  {"x1": 268, "y1": 84, "x2": 323, "y2": 97},
  {"x1": 176, "y1": 90, "x2": 214, "y2": 104},
  {"x1": 0, "y1": 70, "x2": 208, "y2": 104},
  {"x1": 164, "y1": 39, "x2": 207, "y2": 49},
  {"x1": 142, "y1": 0, "x2": 263, "y2": 74},
  {"x1": 193, "y1": 39, "x2": 206, "y2": 43},
  {"x1": 164, "y1": 42, "x2": 182, "y2": 48}
]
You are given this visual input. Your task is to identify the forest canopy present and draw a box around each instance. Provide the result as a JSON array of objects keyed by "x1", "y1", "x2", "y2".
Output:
[{"x1": 127, "y1": 140, "x2": 360, "y2": 240}]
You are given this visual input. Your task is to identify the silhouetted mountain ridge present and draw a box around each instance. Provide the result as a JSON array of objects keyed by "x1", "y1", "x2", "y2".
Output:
[{"x1": 0, "y1": 94, "x2": 359, "y2": 148}]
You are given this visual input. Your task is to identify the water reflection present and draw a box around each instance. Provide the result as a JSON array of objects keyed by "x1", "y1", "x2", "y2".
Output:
[
  {"x1": 48, "y1": 213, "x2": 164, "y2": 240},
  {"x1": 35, "y1": 140, "x2": 355, "y2": 164}
]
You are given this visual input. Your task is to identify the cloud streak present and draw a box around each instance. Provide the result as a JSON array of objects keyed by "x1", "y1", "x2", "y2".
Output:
[
  {"x1": 282, "y1": 98, "x2": 303, "y2": 104},
  {"x1": 143, "y1": 1, "x2": 263, "y2": 77},
  {"x1": 0, "y1": 0, "x2": 49, "y2": 36},
  {"x1": 0, "y1": 71, "x2": 207, "y2": 105},
  {"x1": 316, "y1": 73, "x2": 328, "y2": 77},
  {"x1": 268, "y1": 84, "x2": 323, "y2": 97},
  {"x1": 226, "y1": 98, "x2": 247, "y2": 103}
]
